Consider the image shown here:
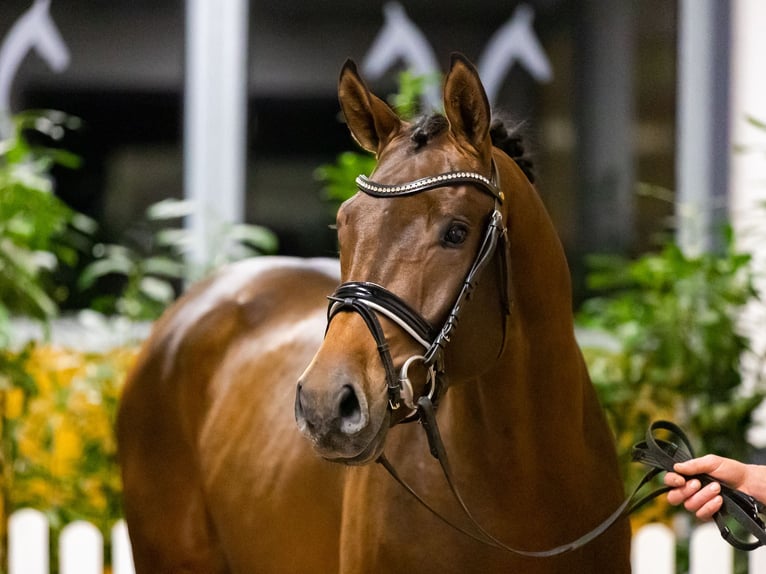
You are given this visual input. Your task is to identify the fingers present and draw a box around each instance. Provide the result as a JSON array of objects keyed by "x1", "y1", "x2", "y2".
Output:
[
  {"x1": 666, "y1": 477, "x2": 701, "y2": 506},
  {"x1": 673, "y1": 454, "x2": 746, "y2": 486},
  {"x1": 665, "y1": 477, "x2": 723, "y2": 521},
  {"x1": 664, "y1": 472, "x2": 686, "y2": 488},
  {"x1": 673, "y1": 454, "x2": 724, "y2": 475},
  {"x1": 692, "y1": 492, "x2": 724, "y2": 521}
]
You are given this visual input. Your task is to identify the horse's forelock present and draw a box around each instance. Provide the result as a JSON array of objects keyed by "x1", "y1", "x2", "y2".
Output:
[
  {"x1": 407, "y1": 113, "x2": 535, "y2": 184},
  {"x1": 409, "y1": 114, "x2": 449, "y2": 149}
]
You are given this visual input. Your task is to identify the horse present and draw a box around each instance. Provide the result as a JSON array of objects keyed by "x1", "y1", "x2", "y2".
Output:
[{"x1": 117, "y1": 54, "x2": 631, "y2": 573}]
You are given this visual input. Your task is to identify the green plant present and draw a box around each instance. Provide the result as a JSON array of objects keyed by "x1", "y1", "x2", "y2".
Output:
[
  {"x1": 79, "y1": 198, "x2": 278, "y2": 320},
  {"x1": 578, "y1": 228, "x2": 764, "y2": 487},
  {"x1": 387, "y1": 69, "x2": 442, "y2": 119},
  {"x1": 314, "y1": 151, "x2": 376, "y2": 206},
  {"x1": 0, "y1": 110, "x2": 89, "y2": 344}
]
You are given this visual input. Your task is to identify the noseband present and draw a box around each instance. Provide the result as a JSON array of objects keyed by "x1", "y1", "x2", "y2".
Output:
[{"x1": 326, "y1": 164, "x2": 509, "y2": 418}]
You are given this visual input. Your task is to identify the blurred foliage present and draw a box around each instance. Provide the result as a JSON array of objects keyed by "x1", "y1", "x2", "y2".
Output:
[
  {"x1": 315, "y1": 151, "x2": 376, "y2": 206},
  {"x1": 1, "y1": 343, "x2": 136, "y2": 572},
  {"x1": 79, "y1": 198, "x2": 278, "y2": 321},
  {"x1": 3, "y1": 344, "x2": 133, "y2": 529},
  {"x1": 386, "y1": 70, "x2": 442, "y2": 120},
  {"x1": 0, "y1": 110, "x2": 91, "y2": 345},
  {"x1": 577, "y1": 228, "x2": 765, "y2": 511}
]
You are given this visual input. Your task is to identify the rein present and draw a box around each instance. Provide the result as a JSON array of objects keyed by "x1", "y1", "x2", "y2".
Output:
[
  {"x1": 324, "y1": 164, "x2": 766, "y2": 556},
  {"x1": 381, "y1": 407, "x2": 766, "y2": 557}
]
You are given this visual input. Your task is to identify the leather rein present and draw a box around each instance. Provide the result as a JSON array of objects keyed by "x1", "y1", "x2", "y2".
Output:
[{"x1": 324, "y1": 166, "x2": 766, "y2": 556}]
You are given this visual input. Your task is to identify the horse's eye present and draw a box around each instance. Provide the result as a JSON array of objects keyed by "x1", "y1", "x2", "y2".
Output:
[{"x1": 443, "y1": 223, "x2": 468, "y2": 246}]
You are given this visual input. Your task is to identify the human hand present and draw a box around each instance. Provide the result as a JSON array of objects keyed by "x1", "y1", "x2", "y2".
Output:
[{"x1": 663, "y1": 454, "x2": 751, "y2": 521}]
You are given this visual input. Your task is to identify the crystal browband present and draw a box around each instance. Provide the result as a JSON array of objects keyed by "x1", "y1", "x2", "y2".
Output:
[{"x1": 356, "y1": 166, "x2": 504, "y2": 203}]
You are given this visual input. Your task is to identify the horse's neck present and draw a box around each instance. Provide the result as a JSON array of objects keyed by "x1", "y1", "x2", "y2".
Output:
[
  {"x1": 443, "y1": 322, "x2": 589, "y2": 459},
  {"x1": 441, "y1": 153, "x2": 610, "y2": 481}
]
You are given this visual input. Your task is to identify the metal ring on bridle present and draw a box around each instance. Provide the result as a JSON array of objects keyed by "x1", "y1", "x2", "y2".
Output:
[{"x1": 398, "y1": 355, "x2": 436, "y2": 412}]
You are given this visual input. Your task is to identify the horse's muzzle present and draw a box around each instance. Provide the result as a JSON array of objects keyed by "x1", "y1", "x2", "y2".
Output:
[{"x1": 294, "y1": 378, "x2": 388, "y2": 464}]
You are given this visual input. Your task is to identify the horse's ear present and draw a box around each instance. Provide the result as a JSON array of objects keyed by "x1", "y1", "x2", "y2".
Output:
[
  {"x1": 443, "y1": 53, "x2": 491, "y2": 155},
  {"x1": 338, "y1": 59, "x2": 401, "y2": 155}
]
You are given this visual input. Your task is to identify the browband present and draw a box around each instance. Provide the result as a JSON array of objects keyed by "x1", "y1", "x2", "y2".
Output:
[{"x1": 355, "y1": 163, "x2": 503, "y2": 203}]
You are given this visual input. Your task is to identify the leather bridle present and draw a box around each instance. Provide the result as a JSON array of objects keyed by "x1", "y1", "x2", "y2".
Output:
[
  {"x1": 323, "y1": 166, "x2": 766, "y2": 556},
  {"x1": 326, "y1": 164, "x2": 509, "y2": 419}
]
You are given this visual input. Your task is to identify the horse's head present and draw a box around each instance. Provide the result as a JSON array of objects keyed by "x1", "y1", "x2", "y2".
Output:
[{"x1": 296, "y1": 54, "x2": 523, "y2": 464}]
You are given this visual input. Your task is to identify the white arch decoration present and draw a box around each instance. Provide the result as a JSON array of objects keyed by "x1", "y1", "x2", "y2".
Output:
[
  {"x1": 361, "y1": 2, "x2": 552, "y2": 110},
  {"x1": 0, "y1": 0, "x2": 70, "y2": 134}
]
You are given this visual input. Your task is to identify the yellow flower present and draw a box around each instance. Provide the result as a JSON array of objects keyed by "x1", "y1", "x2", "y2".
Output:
[
  {"x1": 5, "y1": 387, "x2": 25, "y2": 419},
  {"x1": 25, "y1": 477, "x2": 54, "y2": 504},
  {"x1": 6, "y1": 341, "x2": 139, "y2": 535},
  {"x1": 82, "y1": 477, "x2": 108, "y2": 512},
  {"x1": 51, "y1": 420, "x2": 82, "y2": 477}
]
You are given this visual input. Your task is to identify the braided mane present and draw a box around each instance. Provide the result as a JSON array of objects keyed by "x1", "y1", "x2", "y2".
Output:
[
  {"x1": 489, "y1": 118, "x2": 535, "y2": 184},
  {"x1": 408, "y1": 113, "x2": 535, "y2": 184}
]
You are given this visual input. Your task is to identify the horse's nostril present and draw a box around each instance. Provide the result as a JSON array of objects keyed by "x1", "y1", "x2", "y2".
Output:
[
  {"x1": 338, "y1": 385, "x2": 362, "y2": 431},
  {"x1": 295, "y1": 384, "x2": 311, "y2": 429}
]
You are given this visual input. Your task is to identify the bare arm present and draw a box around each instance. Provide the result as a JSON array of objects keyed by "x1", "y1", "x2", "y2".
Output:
[{"x1": 663, "y1": 454, "x2": 766, "y2": 521}]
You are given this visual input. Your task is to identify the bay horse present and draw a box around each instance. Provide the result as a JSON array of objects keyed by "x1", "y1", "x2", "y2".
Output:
[{"x1": 117, "y1": 54, "x2": 631, "y2": 573}]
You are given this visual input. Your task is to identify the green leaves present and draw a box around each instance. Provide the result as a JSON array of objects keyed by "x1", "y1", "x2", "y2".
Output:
[
  {"x1": 315, "y1": 151, "x2": 376, "y2": 204},
  {"x1": 0, "y1": 111, "x2": 86, "y2": 339},
  {"x1": 387, "y1": 69, "x2": 442, "y2": 119},
  {"x1": 81, "y1": 198, "x2": 278, "y2": 320},
  {"x1": 578, "y1": 230, "x2": 764, "y2": 472}
]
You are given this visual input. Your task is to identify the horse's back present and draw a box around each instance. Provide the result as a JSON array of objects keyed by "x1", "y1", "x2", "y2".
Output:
[{"x1": 118, "y1": 256, "x2": 345, "y2": 573}]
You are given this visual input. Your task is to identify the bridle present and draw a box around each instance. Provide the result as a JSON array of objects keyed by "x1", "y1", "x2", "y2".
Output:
[
  {"x1": 323, "y1": 165, "x2": 766, "y2": 556},
  {"x1": 326, "y1": 164, "x2": 509, "y2": 419}
]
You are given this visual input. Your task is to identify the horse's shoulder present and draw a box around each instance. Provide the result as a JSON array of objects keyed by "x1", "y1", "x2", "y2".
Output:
[
  {"x1": 138, "y1": 256, "x2": 340, "y2": 379},
  {"x1": 216, "y1": 256, "x2": 340, "y2": 305}
]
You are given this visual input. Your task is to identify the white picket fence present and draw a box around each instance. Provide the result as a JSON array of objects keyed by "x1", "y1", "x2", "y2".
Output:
[
  {"x1": 6, "y1": 508, "x2": 766, "y2": 573},
  {"x1": 8, "y1": 509, "x2": 134, "y2": 574},
  {"x1": 632, "y1": 522, "x2": 766, "y2": 573}
]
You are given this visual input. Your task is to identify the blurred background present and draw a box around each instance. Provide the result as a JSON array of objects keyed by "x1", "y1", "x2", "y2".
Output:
[
  {"x1": 0, "y1": 0, "x2": 679, "y2": 291},
  {"x1": 2, "y1": 1, "x2": 766, "y2": 572}
]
